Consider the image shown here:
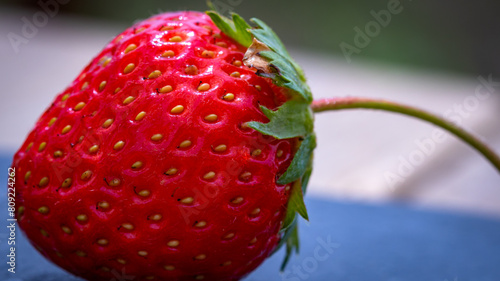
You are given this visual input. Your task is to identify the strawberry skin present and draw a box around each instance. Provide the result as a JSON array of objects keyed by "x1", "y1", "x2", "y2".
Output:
[{"x1": 12, "y1": 11, "x2": 298, "y2": 281}]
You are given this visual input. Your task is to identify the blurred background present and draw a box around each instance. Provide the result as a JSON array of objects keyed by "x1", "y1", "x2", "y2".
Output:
[
  {"x1": 1, "y1": 0, "x2": 500, "y2": 280},
  {"x1": 4, "y1": 0, "x2": 500, "y2": 76}
]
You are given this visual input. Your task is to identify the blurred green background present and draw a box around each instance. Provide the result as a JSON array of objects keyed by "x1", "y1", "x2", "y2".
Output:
[{"x1": 2, "y1": 0, "x2": 500, "y2": 77}]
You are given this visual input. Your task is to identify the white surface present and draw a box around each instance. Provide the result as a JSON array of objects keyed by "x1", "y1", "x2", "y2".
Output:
[{"x1": 1, "y1": 8, "x2": 499, "y2": 217}]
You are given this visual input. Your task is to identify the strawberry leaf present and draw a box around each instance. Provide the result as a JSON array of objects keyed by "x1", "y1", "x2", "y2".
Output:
[
  {"x1": 256, "y1": 50, "x2": 312, "y2": 102},
  {"x1": 250, "y1": 18, "x2": 310, "y2": 98},
  {"x1": 280, "y1": 160, "x2": 312, "y2": 235},
  {"x1": 300, "y1": 159, "x2": 314, "y2": 194},
  {"x1": 207, "y1": 9, "x2": 315, "y2": 271},
  {"x1": 278, "y1": 134, "x2": 316, "y2": 184},
  {"x1": 281, "y1": 224, "x2": 299, "y2": 271},
  {"x1": 282, "y1": 179, "x2": 308, "y2": 232},
  {"x1": 247, "y1": 100, "x2": 313, "y2": 140},
  {"x1": 249, "y1": 17, "x2": 306, "y2": 80},
  {"x1": 273, "y1": 218, "x2": 297, "y2": 254},
  {"x1": 249, "y1": 18, "x2": 290, "y2": 58},
  {"x1": 275, "y1": 161, "x2": 311, "y2": 270},
  {"x1": 206, "y1": 11, "x2": 253, "y2": 47}
]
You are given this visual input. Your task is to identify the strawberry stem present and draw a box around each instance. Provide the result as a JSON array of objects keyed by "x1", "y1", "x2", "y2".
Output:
[{"x1": 311, "y1": 97, "x2": 500, "y2": 173}]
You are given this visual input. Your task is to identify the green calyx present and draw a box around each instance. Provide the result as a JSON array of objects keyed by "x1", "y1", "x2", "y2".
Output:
[
  {"x1": 205, "y1": 11, "x2": 253, "y2": 47},
  {"x1": 206, "y1": 9, "x2": 316, "y2": 270}
]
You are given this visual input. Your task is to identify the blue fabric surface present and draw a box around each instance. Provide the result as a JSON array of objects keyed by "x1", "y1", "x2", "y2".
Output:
[{"x1": 1, "y1": 153, "x2": 499, "y2": 281}]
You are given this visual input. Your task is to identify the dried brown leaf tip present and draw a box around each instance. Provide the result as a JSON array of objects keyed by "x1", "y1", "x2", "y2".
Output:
[{"x1": 242, "y1": 38, "x2": 273, "y2": 74}]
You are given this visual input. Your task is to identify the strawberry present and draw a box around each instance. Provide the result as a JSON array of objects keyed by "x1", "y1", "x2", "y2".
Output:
[{"x1": 12, "y1": 10, "x2": 315, "y2": 281}]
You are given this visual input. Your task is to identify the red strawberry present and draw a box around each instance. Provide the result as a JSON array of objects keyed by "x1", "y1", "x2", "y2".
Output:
[{"x1": 12, "y1": 10, "x2": 315, "y2": 281}]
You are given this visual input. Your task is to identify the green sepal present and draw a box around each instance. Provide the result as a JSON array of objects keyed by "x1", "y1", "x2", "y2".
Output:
[
  {"x1": 249, "y1": 18, "x2": 290, "y2": 58},
  {"x1": 280, "y1": 159, "x2": 313, "y2": 237},
  {"x1": 250, "y1": 18, "x2": 308, "y2": 85},
  {"x1": 255, "y1": 50, "x2": 312, "y2": 102},
  {"x1": 282, "y1": 179, "x2": 309, "y2": 232},
  {"x1": 278, "y1": 134, "x2": 316, "y2": 184},
  {"x1": 272, "y1": 218, "x2": 296, "y2": 255},
  {"x1": 247, "y1": 100, "x2": 313, "y2": 140},
  {"x1": 205, "y1": 11, "x2": 253, "y2": 47},
  {"x1": 274, "y1": 160, "x2": 312, "y2": 270},
  {"x1": 247, "y1": 17, "x2": 312, "y2": 102},
  {"x1": 206, "y1": 9, "x2": 315, "y2": 271},
  {"x1": 300, "y1": 159, "x2": 313, "y2": 194},
  {"x1": 281, "y1": 224, "x2": 299, "y2": 271}
]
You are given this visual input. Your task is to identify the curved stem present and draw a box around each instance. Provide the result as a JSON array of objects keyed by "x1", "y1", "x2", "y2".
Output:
[{"x1": 311, "y1": 97, "x2": 500, "y2": 173}]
